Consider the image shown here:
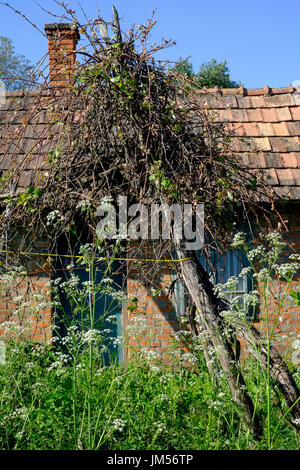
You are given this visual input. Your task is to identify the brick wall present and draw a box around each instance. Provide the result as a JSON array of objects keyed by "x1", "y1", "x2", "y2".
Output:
[
  {"x1": 126, "y1": 263, "x2": 179, "y2": 362},
  {"x1": 45, "y1": 23, "x2": 80, "y2": 88},
  {"x1": 0, "y1": 204, "x2": 298, "y2": 358},
  {"x1": 251, "y1": 204, "x2": 300, "y2": 355},
  {"x1": 0, "y1": 234, "x2": 52, "y2": 343},
  {"x1": 124, "y1": 203, "x2": 300, "y2": 360}
]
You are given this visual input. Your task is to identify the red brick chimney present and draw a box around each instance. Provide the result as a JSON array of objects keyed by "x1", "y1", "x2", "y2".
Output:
[{"x1": 45, "y1": 23, "x2": 80, "y2": 88}]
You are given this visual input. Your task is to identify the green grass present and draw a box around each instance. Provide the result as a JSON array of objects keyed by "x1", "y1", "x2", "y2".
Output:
[{"x1": 0, "y1": 338, "x2": 299, "y2": 450}]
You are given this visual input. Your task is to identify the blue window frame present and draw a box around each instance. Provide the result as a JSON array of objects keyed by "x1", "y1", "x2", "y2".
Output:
[{"x1": 174, "y1": 247, "x2": 254, "y2": 319}]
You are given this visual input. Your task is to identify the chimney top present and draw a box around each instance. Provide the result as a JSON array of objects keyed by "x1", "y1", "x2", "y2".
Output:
[
  {"x1": 45, "y1": 22, "x2": 80, "y2": 88},
  {"x1": 45, "y1": 23, "x2": 80, "y2": 40}
]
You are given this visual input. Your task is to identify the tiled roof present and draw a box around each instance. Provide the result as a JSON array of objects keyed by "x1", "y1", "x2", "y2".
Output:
[
  {"x1": 196, "y1": 85, "x2": 300, "y2": 199},
  {"x1": 1, "y1": 86, "x2": 300, "y2": 199},
  {"x1": 0, "y1": 90, "x2": 55, "y2": 192}
]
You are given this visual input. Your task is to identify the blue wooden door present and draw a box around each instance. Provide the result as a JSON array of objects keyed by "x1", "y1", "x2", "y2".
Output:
[{"x1": 52, "y1": 231, "x2": 124, "y2": 363}]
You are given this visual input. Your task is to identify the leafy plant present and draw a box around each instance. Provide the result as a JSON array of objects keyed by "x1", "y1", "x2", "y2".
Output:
[
  {"x1": 0, "y1": 36, "x2": 34, "y2": 90},
  {"x1": 172, "y1": 57, "x2": 240, "y2": 88}
]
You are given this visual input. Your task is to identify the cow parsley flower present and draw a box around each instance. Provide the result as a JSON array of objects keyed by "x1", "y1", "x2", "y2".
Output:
[
  {"x1": 180, "y1": 352, "x2": 198, "y2": 364},
  {"x1": 154, "y1": 421, "x2": 167, "y2": 433},
  {"x1": 46, "y1": 210, "x2": 63, "y2": 227},
  {"x1": 76, "y1": 199, "x2": 91, "y2": 212},
  {"x1": 112, "y1": 418, "x2": 126, "y2": 432},
  {"x1": 231, "y1": 232, "x2": 247, "y2": 248},
  {"x1": 150, "y1": 365, "x2": 160, "y2": 373},
  {"x1": 82, "y1": 329, "x2": 102, "y2": 344},
  {"x1": 276, "y1": 262, "x2": 300, "y2": 279}
]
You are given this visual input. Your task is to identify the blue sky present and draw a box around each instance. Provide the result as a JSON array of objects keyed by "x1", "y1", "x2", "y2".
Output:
[{"x1": 0, "y1": 0, "x2": 299, "y2": 88}]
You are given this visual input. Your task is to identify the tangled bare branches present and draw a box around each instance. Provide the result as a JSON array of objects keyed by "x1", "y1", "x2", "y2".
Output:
[{"x1": 0, "y1": 7, "x2": 277, "y2": 261}]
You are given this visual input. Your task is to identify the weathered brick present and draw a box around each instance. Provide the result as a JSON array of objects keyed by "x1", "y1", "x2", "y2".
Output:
[
  {"x1": 157, "y1": 334, "x2": 173, "y2": 340},
  {"x1": 287, "y1": 121, "x2": 300, "y2": 136},
  {"x1": 151, "y1": 341, "x2": 161, "y2": 348},
  {"x1": 257, "y1": 122, "x2": 274, "y2": 136},
  {"x1": 45, "y1": 24, "x2": 79, "y2": 88},
  {"x1": 269, "y1": 137, "x2": 300, "y2": 152},
  {"x1": 272, "y1": 122, "x2": 290, "y2": 136},
  {"x1": 250, "y1": 96, "x2": 265, "y2": 108},
  {"x1": 276, "y1": 107, "x2": 292, "y2": 121},
  {"x1": 264, "y1": 94, "x2": 294, "y2": 107},
  {"x1": 246, "y1": 108, "x2": 263, "y2": 122},
  {"x1": 290, "y1": 106, "x2": 300, "y2": 120}
]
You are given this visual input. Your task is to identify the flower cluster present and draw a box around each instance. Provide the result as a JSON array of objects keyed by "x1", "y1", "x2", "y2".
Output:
[
  {"x1": 112, "y1": 418, "x2": 126, "y2": 432},
  {"x1": 76, "y1": 199, "x2": 92, "y2": 213},
  {"x1": 154, "y1": 421, "x2": 167, "y2": 433},
  {"x1": 46, "y1": 210, "x2": 63, "y2": 227}
]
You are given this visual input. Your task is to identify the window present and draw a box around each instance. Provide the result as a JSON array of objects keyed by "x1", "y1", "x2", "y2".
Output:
[
  {"x1": 174, "y1": 246, "x2": 255, "y2": 319},
  {"x1": 199, "y1": 248, "x2": 254, "y2": 317}
]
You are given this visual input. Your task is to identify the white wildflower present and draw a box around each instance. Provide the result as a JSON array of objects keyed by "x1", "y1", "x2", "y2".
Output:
[
  {"x1": 289, "y1": 254, "x2": 300, "y2": 261},
  {"x1": 180, "y1": 352, "x2": 198, "y2": 364},
  {"x1": 231, "y1": 232, "x2": 246, "y2": 248},
  {"x1": 76, "y1": 199, "x2": 91, "y2": 212},
  {"x1": 276, "y1": 263, "x2": 300, "y2": 279},
  {"x1": 150, "y1": 365, "x2": 160, "y2": 373},
  {"x1": 112, "y1": 418, "x2": 126, "y2": 432},
  {"x1": 160, "y1": 394, "x2": 170, "y2": 401},
  {"x1": 292, "y1": 339, "x2": 300, "y2": 351},
  {"x1": 82, "y1": 329, "x2": 102, "y2": 344},
  {"x1": 46, "y1": 210, "x2": 63, "y2": 227},
  {"x1": 159, "y1": 373, "x2": 172, "y2": 384},
  {"x1": 239, "y1": 266, "x2": 253, "y2": 277},
  {"x1": 154, "y1": 421, "x2": 166, "y2": 433},
  {"x1": 265, "y1": 232, "x2": 285, "y2": 249},
  {"x1": 248, "y1": 246, "x2": 266, "y2": 261}
]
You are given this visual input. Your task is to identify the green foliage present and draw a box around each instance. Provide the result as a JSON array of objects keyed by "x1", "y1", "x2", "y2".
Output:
[
  {"x1": 290, "y1": 290, "x2": 300, "y2": 306},
  {"x1": 149, "y1": 160, "x2": 178, "y2": 198},
  {"x1": 0, "y1": 36, "x2": 34, "y2": 90},
  {"x1": 197, "y1": 58, "x2": 240, "y2": 88},
  {"x1": 0, "y1": 237, "x2": 299, "y2": 450},
  {"x1": 17, "y1": 186, "x2": 42, "y2": 213},
  {"x1": 173, "y1": 57, "x2": 240, "y2": 88},
  {"x1": 172, "y1": 57, "x2": 194, "y2": 79},
  {"x1": 0, "y1": 338, "x2": 299, "y2": 450}
]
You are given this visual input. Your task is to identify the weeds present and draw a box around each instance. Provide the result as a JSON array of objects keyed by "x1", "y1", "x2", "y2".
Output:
[{"x1": 0, "y1": 233, "x2": 299, "y2": 450}]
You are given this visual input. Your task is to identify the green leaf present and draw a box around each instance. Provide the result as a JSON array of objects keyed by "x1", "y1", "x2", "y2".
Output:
[{"x1": 290, "y1": 290, "x2": 300, "y2": 306}]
